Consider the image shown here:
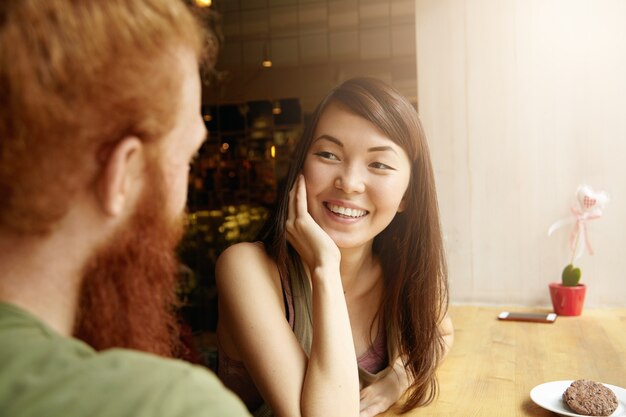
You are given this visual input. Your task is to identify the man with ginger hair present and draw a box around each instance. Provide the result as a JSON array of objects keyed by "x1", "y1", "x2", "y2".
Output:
[{"x1": 0, "y1": 1, "x2": 249, "y2": 416}]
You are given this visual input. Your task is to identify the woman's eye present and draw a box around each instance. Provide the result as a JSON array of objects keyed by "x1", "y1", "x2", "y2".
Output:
[
  {"x1": 370, "y1": 161, "x2": 396, "y2": 170},
  {"x1": 313, "y1": 151, "x2": 339, "y2": 161}
]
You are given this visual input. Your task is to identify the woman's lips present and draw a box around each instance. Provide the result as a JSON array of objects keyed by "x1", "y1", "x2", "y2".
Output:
[{"x1": 323, "y1": 202, "x2": 369, "y2": 218}]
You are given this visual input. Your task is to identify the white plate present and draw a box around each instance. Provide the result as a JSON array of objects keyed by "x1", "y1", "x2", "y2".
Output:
[{"x1": 530, "y1": 380, "x2": 626, "y2": 417}]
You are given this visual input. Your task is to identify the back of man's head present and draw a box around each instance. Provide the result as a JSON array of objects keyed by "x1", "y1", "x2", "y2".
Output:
[{"x1": 0, "y1": 0, "x2": 209, "y2": 235}]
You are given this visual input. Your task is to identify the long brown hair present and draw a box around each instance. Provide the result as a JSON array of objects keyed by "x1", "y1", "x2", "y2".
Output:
[{"x1": 260, "y1": 77, "x2": 448, "y2": 411}]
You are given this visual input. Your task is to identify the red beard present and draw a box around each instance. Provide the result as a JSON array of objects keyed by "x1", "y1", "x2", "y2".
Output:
[{"x1": 73, "y1": 170, "x2": 184, "y2": 357}]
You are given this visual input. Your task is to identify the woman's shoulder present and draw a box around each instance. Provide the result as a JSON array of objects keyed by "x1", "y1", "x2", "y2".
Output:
[
  {"x1": 219, "y1": 241, "x2": 267, "y2": 260},
  {"x1": 217, "y1": 241, "x2": 272, "y2": 270},
  {"x1": 216, "y1": 242, "x2": 280, "y2": 291},
  {"x1": 216, "y1": 242, "x2": 287, "y2": 351}
]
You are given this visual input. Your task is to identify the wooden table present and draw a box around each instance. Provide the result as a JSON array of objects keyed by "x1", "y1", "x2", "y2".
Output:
[{"x1": 381, "y1": 305, "x2": 626, "y2": 417}]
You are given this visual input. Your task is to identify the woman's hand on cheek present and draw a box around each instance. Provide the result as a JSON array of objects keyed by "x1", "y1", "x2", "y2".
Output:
[{"x1": 286, "y1": 174, "x2": 340, "y2": 273}]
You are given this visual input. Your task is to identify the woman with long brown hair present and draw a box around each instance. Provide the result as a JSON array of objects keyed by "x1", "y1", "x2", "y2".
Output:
[{"x1": 216, "y1": 77, "x2": 453, "y2": 417}]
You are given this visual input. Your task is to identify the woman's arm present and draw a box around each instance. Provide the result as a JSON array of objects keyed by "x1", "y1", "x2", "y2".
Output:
[
  {"x1": 217, "y1": 243, "x2": 307, "y2": 416},
  {"x1": 358, "y1": 314, "x2": 454, "y2": 417},
  {"x1": 301, "y1": 262, "x2": 359, "y2": 416},
  {"x1": 288, "y1": 174, "x2": 360, "y2": 416},
  {"x1": 216, "y1": 175, "x2": 360, "y2": 417}
]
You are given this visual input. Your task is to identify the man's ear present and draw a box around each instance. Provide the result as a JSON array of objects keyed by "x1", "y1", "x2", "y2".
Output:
[{"x1": 97, "y1": 137, "x2": 144, "y2": 217}]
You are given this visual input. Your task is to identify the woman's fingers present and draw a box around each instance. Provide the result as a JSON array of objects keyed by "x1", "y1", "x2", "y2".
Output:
[
  {"x1": 286, "y1": 175, "x2": 308, "y2": 251},
  {"x1": 287, "y1": 175, "x2": 310, "y2": 234},
  {"x1": 285, "y1": 176, "x2": 302, "y2": 250},
  {"x1": 295, "y1": 174, "x2": 308, "y2": 218},
  {"x1": 358, "y1": 374, "x2": 399, "y2": 417},
  {"x1": 359, "y1": 391, "x2": 390, "y2": 417},
  {"x1": 287, "y1": 177, "x2": 297, "y2": 224}
]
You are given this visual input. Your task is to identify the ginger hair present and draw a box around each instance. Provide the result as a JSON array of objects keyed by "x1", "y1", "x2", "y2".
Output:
[{"x1": 0, "y1": 0, "x2": 211, "y2": 234}]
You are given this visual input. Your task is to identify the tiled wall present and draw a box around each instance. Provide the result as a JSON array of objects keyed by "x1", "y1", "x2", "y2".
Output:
[{"x1": 205, "y1": 0, "x2": 417, "y2": 112}]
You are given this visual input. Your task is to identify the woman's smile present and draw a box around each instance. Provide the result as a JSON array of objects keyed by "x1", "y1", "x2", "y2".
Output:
[
  {"x1": 324, "y1": 201, "x2": 369, "y2": 220},
  {"x1": 302, "y1": 101, "x2": 411, "y2": 249}
]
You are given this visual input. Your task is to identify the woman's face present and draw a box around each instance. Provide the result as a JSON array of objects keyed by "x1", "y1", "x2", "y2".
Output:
[{"x1": 302, "y1": 101, "x2": 411, "y2": 250}]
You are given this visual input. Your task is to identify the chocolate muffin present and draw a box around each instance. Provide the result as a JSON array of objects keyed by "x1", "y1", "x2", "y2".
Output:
[{"x1": 563, "y1": 379, "x2": 618, "y2": 416}]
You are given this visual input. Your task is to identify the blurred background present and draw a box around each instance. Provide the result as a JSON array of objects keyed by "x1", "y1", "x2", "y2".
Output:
[{"x1": 178, "y1": 0, "x2": 626, "y2": 364}]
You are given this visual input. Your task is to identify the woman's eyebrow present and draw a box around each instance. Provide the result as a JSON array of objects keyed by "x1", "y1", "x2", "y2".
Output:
[
  {"x1": 313, "y1": 135, "x2": 398, "y2": 155},
  {"x1": 313, "y1": 134, "x2": 343, "y2": 147},
  {"x1": 368, "y1": 146, "x2": 398, "y2": 155}
]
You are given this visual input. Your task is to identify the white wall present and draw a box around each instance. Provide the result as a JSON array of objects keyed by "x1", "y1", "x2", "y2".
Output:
[{"x1": 416, "y1": 0, "x2": 626, "y2": 307}]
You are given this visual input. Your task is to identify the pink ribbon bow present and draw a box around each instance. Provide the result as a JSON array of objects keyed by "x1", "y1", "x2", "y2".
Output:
[{"x1": 548, "y1": 185, "x2": 609, "y2": 261}]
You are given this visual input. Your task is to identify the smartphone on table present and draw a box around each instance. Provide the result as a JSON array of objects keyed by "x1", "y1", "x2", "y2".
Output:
[{"x1": 498, "y1": 311, "x2": 557, "y2": 323}]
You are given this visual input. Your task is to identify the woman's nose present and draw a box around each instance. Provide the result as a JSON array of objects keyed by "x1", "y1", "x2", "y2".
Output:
[{"x1": 334, "y1": 166, "x2": 365, "y2": 194}]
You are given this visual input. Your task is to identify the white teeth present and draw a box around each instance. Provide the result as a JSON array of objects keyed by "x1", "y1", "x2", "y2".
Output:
[{"x1": 327, "y1": 204, "x2": 366, "y2": 218}]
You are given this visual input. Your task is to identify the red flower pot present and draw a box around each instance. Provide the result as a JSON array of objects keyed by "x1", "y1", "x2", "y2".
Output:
[{"x1": 549, "y1": 283, "x2": 586, "y2": 316}]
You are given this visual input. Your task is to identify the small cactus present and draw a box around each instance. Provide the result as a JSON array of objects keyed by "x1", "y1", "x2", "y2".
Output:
[{"x1": 562, "y1": 264, "x2": 582, "y2": 286}]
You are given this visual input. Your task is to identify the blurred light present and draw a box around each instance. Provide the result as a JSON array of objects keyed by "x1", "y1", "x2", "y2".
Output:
[
  {"x1": 203, "y1": 114, "x2": 212, "y2": 122},
  {"x1": 272, "y1": 101, "x2": 282, "y2": 115},
  {"x1": 262, "y1": 42, "x2": 272, "y2": 68},
  {"x1": 270, "y1": 145, "x2": 276, "y2": 158},
  {"x1": 238, "y1": 103, "x2": 249, "y2": 116},
  {"x1": 220, "y1": 143, "x2": 230, "y2": 153},
  {"x1": 193, "y1": 0, "x2": 212, "y2": 7}
]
